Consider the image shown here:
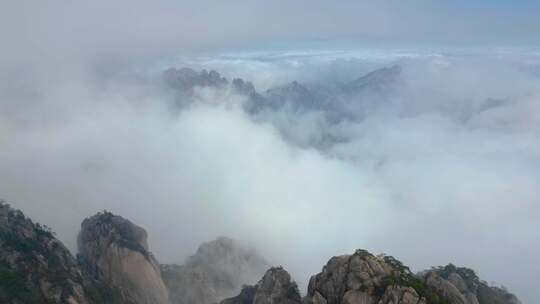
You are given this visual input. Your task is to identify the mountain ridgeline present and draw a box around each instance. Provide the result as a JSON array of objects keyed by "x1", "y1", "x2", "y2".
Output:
[
  {"x1": 163, "y1": 65, "x2": 403, "y2": 120},
  {"x1": 162, "y1": 65, "x2": 403, "y2": 149},
  {"x1": 162, "y1": 65, "x2": 511, "y2": 151},
  {"x1": 0, "y1": 202, "x2": 521, "y2": 304}
]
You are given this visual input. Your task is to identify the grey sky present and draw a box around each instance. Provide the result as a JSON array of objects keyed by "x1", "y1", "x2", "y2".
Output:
[{"x1": 2, "y1": 1, "x2": 540, "y2": 65}]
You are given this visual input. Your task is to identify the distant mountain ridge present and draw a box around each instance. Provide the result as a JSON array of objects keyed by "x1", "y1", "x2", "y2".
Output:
[
  {"x1": 162, "y1": 65, "x2": 404, "y2": 149},
  {"x1": 162, "y1": 65, "x2": 403, "y2": 119}
]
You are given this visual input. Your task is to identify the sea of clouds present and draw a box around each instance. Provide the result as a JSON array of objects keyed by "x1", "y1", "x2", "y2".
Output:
[{"x1": 1, "y1": 46, "x2": 539, "y2": 302}]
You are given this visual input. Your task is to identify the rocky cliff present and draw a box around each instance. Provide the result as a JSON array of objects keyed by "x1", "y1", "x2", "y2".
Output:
[
  {"x1": 224, "y1": 249, "x2": 522, "y2": 304},
  {"x1": 78, "y1": 211, "x2": 169, "y2": 304},
  {"x1": 421, "y1": 264, "x2": 521, "y2": 304},
  {"x1": 0, "y1": 202, "x2": 123, "y2": 304},
  {"x1": 303, "y1": 249, "x2": 520, "y2": 304}
]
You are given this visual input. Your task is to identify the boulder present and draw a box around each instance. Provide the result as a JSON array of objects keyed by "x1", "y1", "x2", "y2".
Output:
[{"x1": 78, "y1": 211, "x2": 168, "y2": 304}]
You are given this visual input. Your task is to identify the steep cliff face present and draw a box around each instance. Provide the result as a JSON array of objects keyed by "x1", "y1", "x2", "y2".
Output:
[
  {"x1": 78, "y1": 211, "x2": 169, "y2": 304},
  {"x1": 221, "y1": 267, "x2": 302, "y2": 304},
  {"x1": 0, "y1": 202, "x2": 121, "y2": 304},
  {"x1": 162, "y1": 236, "x2": 270, "y2": 304}
]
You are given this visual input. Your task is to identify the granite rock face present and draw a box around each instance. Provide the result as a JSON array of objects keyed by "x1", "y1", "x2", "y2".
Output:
[
  {"x1": 420, "y1": 264, "x2": 521, "y2": 304},
  {"x1": 377, "y1": 286, "x2": 426, "y2": 304},
  {"x1": 0, "y1": 202, "x2": 123, "y2": 304},
  {"x1": 221, "y1": 267, "x2": 302, "y2": 304},
  {"x1": 162, "y1": 236, "x2": 270, "y2": 304},
  {"x1": 305, "y1": 249, "x2": 416, "y2": 304},
  {"x1": 78, "y1": 211, "x2": 169, "y2": 304},
  {"x1": 304, "y1": 249, "x2": 521, "y2": 304}
]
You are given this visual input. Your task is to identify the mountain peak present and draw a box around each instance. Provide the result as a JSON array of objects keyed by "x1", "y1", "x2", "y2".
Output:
[{"x1": 78, "y1": 211, "x2": 169, "y2": 304}]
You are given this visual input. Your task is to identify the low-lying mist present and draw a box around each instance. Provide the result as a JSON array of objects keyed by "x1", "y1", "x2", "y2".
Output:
[{"x1": 1, "y1": 48, "x2": 539, "y2": 303}]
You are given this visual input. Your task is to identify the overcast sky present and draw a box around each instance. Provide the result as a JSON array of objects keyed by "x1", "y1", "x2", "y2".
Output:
[
  {"x1": 2, "y1": 0, "x2": 540, "y2": 63},
  {"x1": 1, "y1": 1, "x2": 540, "y2": 304}
]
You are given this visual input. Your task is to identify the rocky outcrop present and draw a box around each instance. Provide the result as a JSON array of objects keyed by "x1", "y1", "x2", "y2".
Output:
[
  {"x1": 254, "y1": 267, "x2": 302, "y2": 304},
  {"x1": 78, "y1": 211, "x2": 168, "y2": 304},
  {"x1": 304, "y1": 249, "x2": 422, "y2": 304},
  {"x1": 162, "y1": 236, "x2": 270, "y2": 304},
  {"x1": 304, "y1": 249, "x2": 521, "y2": 304},
  {"x1": 221, "y1": 267, "x2": 301, "y2": 304},
  {"x1": 0, "y1": 203, "x2": 523, "y2": 304},
  {"x1": 0, "y1": 202, "x2": 122, "y2": 304},
  {"x1": 421, "y1": 264, "x2": 521, "y2": 304}
]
